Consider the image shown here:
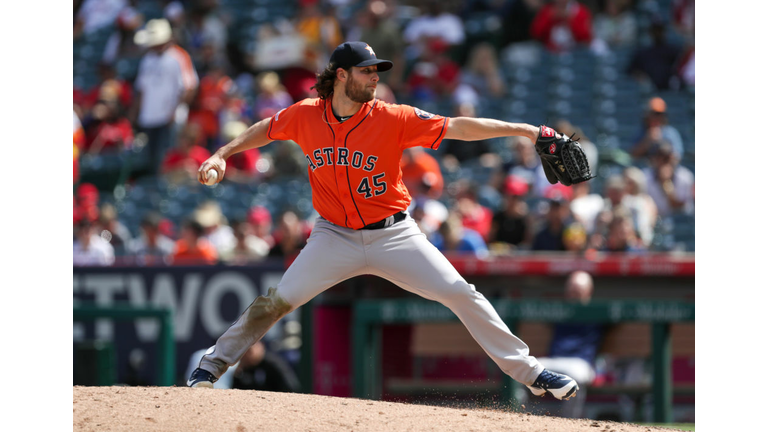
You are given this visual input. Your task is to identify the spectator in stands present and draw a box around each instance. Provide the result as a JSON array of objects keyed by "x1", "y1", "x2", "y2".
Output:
[
  {"x1": 630, "y1": 96, "x2": 685, "y2": 161},
  {"x1": 409, "y1": 194, "x2": 449, "y2": 238},
  {"x1": 220, "y1": 121, "x2": 263, "y2": 184},
  {"x1": 220, "y1": 219, "x2": 271, "y2": 265},
  {"x1": 402, "y1": 0, "x2": 465, "y2": 60},
  {"x1": 532, "y1": 197, "x2": 572, "y2": 251},
  {"x1": 170, "y1": 218, "x2": 219, "y2": 265},
  {"x1": 622, "y1": 167, "x2": 658, "y2": 247},
  {"x1": 131, "y1": 18, "x2": 199, "y2": 174},
  {"x1": 506, "y1": 136, "x2": 549, "y2": 198},
  {"x1": 188, "y1": 61, "x2": 236, "y2": 149},
  {"x1": 592, "y1": 0, "x2": 637, "y2": 48},
  {"x1": 268, "y1": 211, "x2": 309, "y2": 258},
  {"x1": 530, "y1": 0, "x2": 593, "y2": 52},
  {"x1": 500, "y1": 0, "x2": 542, "y2": 47},
  {"x1": 430, "y1": 211, "x2": 489, "y2": 258},
  {"x1": 346, "y1": 0, "x2": 406, "y2": 92},
  {"x1": 454, "y1": 183, "x2": 494, "y2": 243},
  {"x1": 75, "y1": 183, "x2": 101, "y2": 224},
  {"x1": 603, "y1": 212, "x2": 646, "y2": 253},
  {"x1": 74, "y1": 219, "x2": 116, "y2": 266},
  {"x1": 253, "y1": 71, "x2": 294, "y2": 121},
  {"x1": 400, "y1": 147, "x2": 444, "y2": 200},
  {"x1": 601, "y1": 175, "x2": 632, "y2": 213},
  {"x1": 532, "y1": 270, "x2": 605, "y2": 418},
  {"x1": 295, "y1": 0, "x2": 344, "y2": 59},
  {"x1": 97, "y1": 202, "x2": 133, "y2": 254},
  {"x1": 642, "y1": 141, "x2": 695, "y2": 218},
  {"x1": 218, "y1": 91, "x2": 250, "y2": 135},
  {"x1": 248, "y1": 206, "x2": 275, "y2": 249},
  {"x1": 569, "y1": 181, "x2": 602, "y2": 236},
  {"x1": 562, "y1": 221, "x2": 588, "y2": 254},
  {"x1": 282, "y1": 61, "x2": 321, "y2": 103},
  {"x1": 626, "y1": 16, "x2": 683, "y2": 91},
  {"x1": 75, "y1": 63, "x2": 134, "y2": 115},
  {"x1": 161, "y1": 123, "x2": 212, "y2": 184},
  {"x1": 163, "y1": 0, "x2": 187, "y2": 42},
  {"x1": 127, "y1": 211, "x2": 175, "y2": 266},
  {"x1": 74, "y1": 0, "x2": 126, "y2": 39},
  {"x1": 544, "y1": 182, "x2": 573, "y2": 202},
  {"x1": 84, "y1": 95, "x2": 134, "y2": 155},
  {"x1": 101, "y1": 1, "x2": 145, "y2": 65},
  {"x1": 490, "y1": 175, "x2": 533, "y2": 252},
  {"x1": 404, "y1": 38, "x2": 462, "y2": 103},
  {"x1": 194, "y1": 201, "x2": 236, "y2": 256},
  {"x1": 232, "y1": 340, "x2": 301, "y2": 392},
  {"x1": 459, "y1": 42, "x2": 506, "y2": 100},
  {"x1": 183, "y1": 0, "x2": 229, "y2": 69}
]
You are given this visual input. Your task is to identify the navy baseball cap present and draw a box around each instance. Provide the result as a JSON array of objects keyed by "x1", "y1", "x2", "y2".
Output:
[{"x1": 329, "y1": 41, "x2": 393, "y2": 72}]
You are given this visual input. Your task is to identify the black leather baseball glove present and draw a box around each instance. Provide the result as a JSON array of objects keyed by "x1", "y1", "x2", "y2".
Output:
[{"x1": 534, "y1": 125, "x2": 595, "y2": 186}]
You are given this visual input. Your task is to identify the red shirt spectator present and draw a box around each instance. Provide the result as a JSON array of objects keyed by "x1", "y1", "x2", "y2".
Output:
[
  {"x1": 76, "y1": 183, "x2": 101, "y2": 223},
  {"x1": 228, "y1": 148, "x2": 261, "y2": 175},
  {"x1": 459, "y1": 204, "x2": 493, "y2": 243},
  {"x1": 406, "y1": 38, "x2": 461, "y2": 100},
  {"x1": 161, "y1": 124, "x2": 211, "y2": 180},
  {"x1": 162, "y1": 145, "x2": 211, "y2": 173},
  {"x1": 455, "y1": 188, "x2": 494, "y2": 242},
  {"x1": 281, "y1": 66, "x2": 318, "y2": 102},
  {"x1": 87, "y1": 118, "x2": 134, "y2": 151},
  {"x1": 531, "y1": 0, "x2": 593, "y2": 52},
  {"x1": 85, "y1": 99, "x2": 134, "y2": 154},
  {"x1": 188, "y1": 67, "x2": 235, "y2": 143}
]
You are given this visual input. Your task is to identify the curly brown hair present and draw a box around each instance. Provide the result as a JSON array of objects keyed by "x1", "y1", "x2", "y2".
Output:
[{"x1": 311, "y1": 64, "x2": 344, "y2": 100}]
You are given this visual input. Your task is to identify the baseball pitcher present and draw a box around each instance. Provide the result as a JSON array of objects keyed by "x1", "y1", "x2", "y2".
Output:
[{"x1": 188, "y1": 42, "x2": 593, "y2": 401}]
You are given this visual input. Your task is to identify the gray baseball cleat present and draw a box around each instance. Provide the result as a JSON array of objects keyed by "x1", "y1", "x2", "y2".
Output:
[
  {"x1": 187, "y1": 368, "x2": 217, "y2": 388},
  {"x1": 526, "y1": 369, "x2": 579, "y2": 400}
]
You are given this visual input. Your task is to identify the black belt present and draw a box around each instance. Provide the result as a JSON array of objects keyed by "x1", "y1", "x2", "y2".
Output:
[{"x1": 360, "y1": 212, "x2": 407, "y2": 230}]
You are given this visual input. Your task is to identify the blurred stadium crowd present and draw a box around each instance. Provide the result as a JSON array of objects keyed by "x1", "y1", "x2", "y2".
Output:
[{"x1": 73, "y1": 0, "x2": 695, "y2": 266}]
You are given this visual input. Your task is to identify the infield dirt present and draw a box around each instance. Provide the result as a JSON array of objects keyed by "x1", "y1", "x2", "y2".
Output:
[{"x1": 74, "y1": 386, "x2": 684, "y2": 432}]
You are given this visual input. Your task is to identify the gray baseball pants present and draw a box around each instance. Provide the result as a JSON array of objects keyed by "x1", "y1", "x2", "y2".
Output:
[{"x1": 199, "y1": 215, "x2": 544, "y2": 386}]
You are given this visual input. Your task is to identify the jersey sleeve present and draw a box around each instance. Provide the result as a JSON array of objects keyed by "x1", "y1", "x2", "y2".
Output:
[
  {"x1": 266, "y1": 102, "x2": 303, "y2": 142},
  {"x1": 400, "y1": 105, "x2": 450, "y2": 150}
]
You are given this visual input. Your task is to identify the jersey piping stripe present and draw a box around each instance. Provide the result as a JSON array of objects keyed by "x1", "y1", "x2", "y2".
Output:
[
  {"x1": 321, "y1": 100, "x2": 347, "y2": 228},
  {"x1": 344, "y1": 99, "x2": 378, "y2": 227},
  {"x1": 267, "y1": 118, "x2": 275, "y2": 141},
  {"x1": 430, "y1": 118, "x2": 448, "y2": 150}
]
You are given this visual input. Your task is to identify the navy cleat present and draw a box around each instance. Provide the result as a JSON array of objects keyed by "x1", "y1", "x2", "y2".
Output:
[
  {"x1": 526, "y1": 369, "x2": 579, "y2": 400},
  {"x1": 187, "y1": 368, "x2": 217, "y2": 388}
]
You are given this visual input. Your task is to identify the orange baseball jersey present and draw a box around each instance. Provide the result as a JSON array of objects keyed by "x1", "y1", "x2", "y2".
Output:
[{"x1": 267, "y1": 97, "x2": 449, "y2": 229}]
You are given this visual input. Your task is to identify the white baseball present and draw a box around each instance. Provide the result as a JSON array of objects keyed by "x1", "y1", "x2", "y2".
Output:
[{"x1": 204, "y1": 168, "x2": 219, "y2": 186}]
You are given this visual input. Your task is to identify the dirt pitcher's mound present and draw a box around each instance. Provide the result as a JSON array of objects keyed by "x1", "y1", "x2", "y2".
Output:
[{"x1": 73, "y1": 386, "x2": 681, "y2": 432}]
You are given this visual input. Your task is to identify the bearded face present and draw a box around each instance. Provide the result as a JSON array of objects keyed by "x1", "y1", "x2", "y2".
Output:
[{"x1": 343, "y1": 68, "x2": 377, "y2": 103}]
